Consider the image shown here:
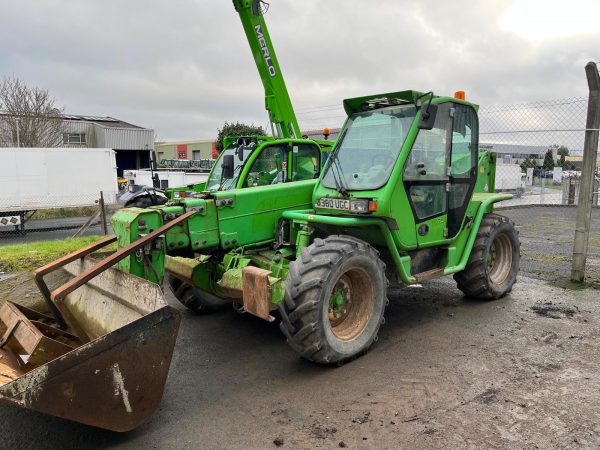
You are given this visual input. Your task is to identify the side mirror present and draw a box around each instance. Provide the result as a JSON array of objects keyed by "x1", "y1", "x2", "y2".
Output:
[
  {"x1": 418, "y1": 103, "x2": 438, "y2": 130},
  {"x1": 222, "y1": 154, "x2": 234, "y2": 179}
]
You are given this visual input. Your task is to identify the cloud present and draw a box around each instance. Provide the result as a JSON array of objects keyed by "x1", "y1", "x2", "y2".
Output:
[{"x1": 0, "y1": 0, "x2": 597, "y2": 140}]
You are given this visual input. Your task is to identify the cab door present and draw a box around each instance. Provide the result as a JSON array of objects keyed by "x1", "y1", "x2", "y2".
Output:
[
  {"x1": 403, "y1": 103, "x2": 478, "y2": 246},
  {"x1": 289, "y1": 142, "x2": 320, "y2": 182},
  {"x1": 403, "y1": 103, "x2": 452, "y2": 246},
  {"x1": 447, "y1": 104, "x2": 478, "y2": 238}
]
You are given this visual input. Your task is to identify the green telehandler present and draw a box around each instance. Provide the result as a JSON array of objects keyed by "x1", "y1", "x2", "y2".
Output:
[
  {"x1": 0, "y1": 0, "x2": 519, "y2": 432},
  {"x1": 115, "y1": 88, "x2": 519, "y2": 366}
]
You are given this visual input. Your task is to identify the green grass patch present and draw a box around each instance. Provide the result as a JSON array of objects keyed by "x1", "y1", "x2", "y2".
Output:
[
  {"x1": 0, "y1": 236, "x2": 114, "y2": 273},
  {"x1": 32, "y1": 206, "x2": 100, "y2": 220},
  {"x1": 521, "y1": 251, "x2": 569, "y2": 263},
  {"x1": 31, "y1": 204, "x2": 120, "y2": 221},
  {"x1": 532, "y1": 179, "x2": 563, "y2": 190}
]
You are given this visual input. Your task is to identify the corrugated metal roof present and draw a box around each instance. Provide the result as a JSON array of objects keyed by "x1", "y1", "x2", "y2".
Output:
[
  {"x1": 0, "y1": 111, "x2": 145, "y2": 130},
  {"x1": 63, "y1": 116, "x2": 143, "y2": 129},
  {"x1": 62, "y1": 115, "x2": 118, "y2": 122}
]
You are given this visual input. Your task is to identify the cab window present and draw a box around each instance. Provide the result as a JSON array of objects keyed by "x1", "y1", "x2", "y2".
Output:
[
  {"x1": 403, "y1": 103, "x2": 451, "y2": 221},
  {"x1": 292, "y1": 144, "x2": 320, "y2": 181},
  {"x1": 245, "y1": 145, "x2": 287, "y2": 187}
]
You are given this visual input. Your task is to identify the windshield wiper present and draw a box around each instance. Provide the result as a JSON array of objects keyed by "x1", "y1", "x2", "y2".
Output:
[
  {"x1": 332, "y1": 158, "x2": 348, "y2": 197},
  {"x1": 324, "y1": 128, "x2": 349, "y2": 197}
]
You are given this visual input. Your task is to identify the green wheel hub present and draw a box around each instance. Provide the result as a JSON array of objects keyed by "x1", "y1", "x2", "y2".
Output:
[
  {"x1": 330, "y1": 288, "x2": 346, "y2": 312},
  {"x1": 327, "y1": 269, "x2": 375, "y2": 341}
]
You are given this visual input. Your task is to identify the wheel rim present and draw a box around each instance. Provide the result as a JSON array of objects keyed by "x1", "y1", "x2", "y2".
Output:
[
  {"x1": 328, "y1": 268, "x2": 375, "y2": 341},
  {"x1": 487, "y1": 233, "x2": 513, "y2": 285}
]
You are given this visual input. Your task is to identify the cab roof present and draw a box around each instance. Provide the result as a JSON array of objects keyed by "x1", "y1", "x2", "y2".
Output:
[
  {"x1": 343, "y1": 90, "x2": 430, "y2": 115},
  {"x1": 342, "y1": 90, "x2": 479, "y2": 115}
]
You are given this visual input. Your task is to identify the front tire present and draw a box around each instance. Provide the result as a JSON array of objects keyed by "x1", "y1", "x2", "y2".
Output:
[
  {"x1": 279, "y1": 236, "x2": 388, "y2": 365},
  {"x1": 454, "y1": 213, "x2": 520, "y2": 299},
  {"x1": 167, "y1": 274, "x2": 230, "y2": 313}
]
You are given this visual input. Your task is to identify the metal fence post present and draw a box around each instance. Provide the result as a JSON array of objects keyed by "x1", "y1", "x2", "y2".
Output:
[
  {"x1": 571, "y1": 62, "x2": 600, "y2": 282},
  {"x1": 99, "y1": 191, "x2": 108, "y2": 235}
]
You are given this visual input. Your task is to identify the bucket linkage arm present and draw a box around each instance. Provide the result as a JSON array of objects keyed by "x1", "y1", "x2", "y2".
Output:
[{"x1": 33, "y1": 211, "x2": 195, "y2": 338}]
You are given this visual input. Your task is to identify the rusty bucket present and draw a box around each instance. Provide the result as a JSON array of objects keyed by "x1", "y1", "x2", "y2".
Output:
[{"x1": 0, "y1": 220, "x2": 191, "y2": 432}]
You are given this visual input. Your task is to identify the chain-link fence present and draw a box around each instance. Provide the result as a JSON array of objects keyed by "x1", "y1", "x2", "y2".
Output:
[
  {"x1": 480, "y1": 96, "x2": 600, "y2": 286},
  {"x1": 0, "y1": 190, "x2": 115, "y2": 244}
]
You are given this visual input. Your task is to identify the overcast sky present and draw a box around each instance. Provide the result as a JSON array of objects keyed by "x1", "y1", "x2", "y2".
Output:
[{"x1": 1, "y1": 0, "x2": 598, "y2": 140}]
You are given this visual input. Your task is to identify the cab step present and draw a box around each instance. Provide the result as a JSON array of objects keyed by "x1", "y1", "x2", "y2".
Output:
[{"x1": 413, "y1": 268, "x2": 444, "y2": 283}]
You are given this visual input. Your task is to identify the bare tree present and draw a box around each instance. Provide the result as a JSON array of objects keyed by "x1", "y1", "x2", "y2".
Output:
[{"x1": 0, "y1": 76, "x2": 66, "y2": 147}]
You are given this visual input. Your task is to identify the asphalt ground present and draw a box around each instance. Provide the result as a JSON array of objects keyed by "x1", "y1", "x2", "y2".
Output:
[{"x1": 0, "y1": 275, "x2": 599, "y2": 449}]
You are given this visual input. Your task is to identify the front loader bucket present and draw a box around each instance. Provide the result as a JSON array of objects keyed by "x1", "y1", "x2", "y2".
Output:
[
  {"x1": 0, "y1": 212, "x2": 194, "y2": 432},
  {"x1": 0, "y1": 259, "x2": 180, "y2": 431}
]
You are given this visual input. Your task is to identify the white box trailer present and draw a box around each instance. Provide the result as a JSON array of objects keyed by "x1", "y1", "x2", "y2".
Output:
[
  {"x1": 124, "y1": 169, "x2": 209, "y2": 189},
  {"x1": 495, "y1": 163, "x2": 526, "y2": 196},
  {"x1": 0, "y1": 147, "x2": 118, "y2": 229}
]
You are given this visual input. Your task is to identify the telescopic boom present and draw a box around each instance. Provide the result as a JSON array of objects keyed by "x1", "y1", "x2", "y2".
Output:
[{"x1": 232, "y1": 0, "x2": 301, "y2": 139}]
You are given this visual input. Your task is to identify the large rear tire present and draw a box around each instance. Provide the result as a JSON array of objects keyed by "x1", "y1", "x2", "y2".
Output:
[
  {"x1": 279, "y1": 236, "x2": 388, "y2": 365},
  {"x1": 167, "y1": 274, "x2": 230, "y2": 313},
  {"x1": 454, "y1": 213, "x2": 520, "y2": 299}
]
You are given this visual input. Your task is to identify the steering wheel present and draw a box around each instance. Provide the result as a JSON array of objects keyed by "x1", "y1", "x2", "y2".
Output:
[{"x1": 271, "y1": 170, "x2": 286, "y2": 184}]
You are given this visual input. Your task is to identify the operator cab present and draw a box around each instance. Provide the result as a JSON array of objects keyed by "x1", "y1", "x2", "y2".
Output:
[
  {"x1": 316, "y1": 90, "x2": 479, "y2": 245},
  {"x1": 206, "y1": 136, "x2": 325, "y2": 191}
]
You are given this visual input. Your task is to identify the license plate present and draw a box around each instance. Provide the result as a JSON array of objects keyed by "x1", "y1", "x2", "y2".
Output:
[{"x1": 316, "y1": 198, "x2": 350, "y2": 211}]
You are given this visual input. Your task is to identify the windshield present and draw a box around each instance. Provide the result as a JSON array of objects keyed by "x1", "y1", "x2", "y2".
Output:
[
  {"x1": 321, "y1": 104, "x2": 417, "y2": 191},
  {"x1": 206, "y1": 147, "x2": 254, "y2": 191}
]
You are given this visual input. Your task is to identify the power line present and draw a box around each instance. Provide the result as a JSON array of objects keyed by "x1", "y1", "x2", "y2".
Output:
[{"x1": 295, "y1": 103, "x2": 340, "y2": 112}]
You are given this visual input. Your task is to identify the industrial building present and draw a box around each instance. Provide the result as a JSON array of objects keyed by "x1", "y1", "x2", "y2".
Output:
[
  {"x1": 61, "y1": 115, "x2": 154, "y2": 176},
  {"x1": 155, "y1": 139, "x2": 217, "y2": 163},
  {"x1": 0, "y1": 113, "x2": 154, "y2": 176},
  {"x1": 479, "y1": 143, "x2": 554, "y2": 165}
]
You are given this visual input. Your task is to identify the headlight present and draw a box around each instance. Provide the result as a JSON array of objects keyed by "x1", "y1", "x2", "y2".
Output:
[{"x1": 349, "y1": 199, "x2": 369, "y2": 213}]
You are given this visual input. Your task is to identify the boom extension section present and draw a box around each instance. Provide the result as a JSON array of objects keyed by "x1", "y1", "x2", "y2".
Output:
[{"x1": 233, "y1": 0, "x2": 301, "y2": 139}]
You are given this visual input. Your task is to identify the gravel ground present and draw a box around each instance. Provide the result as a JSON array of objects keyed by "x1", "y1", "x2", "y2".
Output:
[
  {"x1": 500, "y1": 206, "x2": 600, "y2": 287},
  {"x1": 0, "y1": 275, "x2": 599, "y2": 449}
]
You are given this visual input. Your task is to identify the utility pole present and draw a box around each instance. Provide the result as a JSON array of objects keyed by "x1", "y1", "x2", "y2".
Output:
[
  {"x1": 571, "y1": 62, "x2": 600, "y2": 282},
  {"x1": 15, "y1": 118, "x2": 20, "y2": 147}
]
